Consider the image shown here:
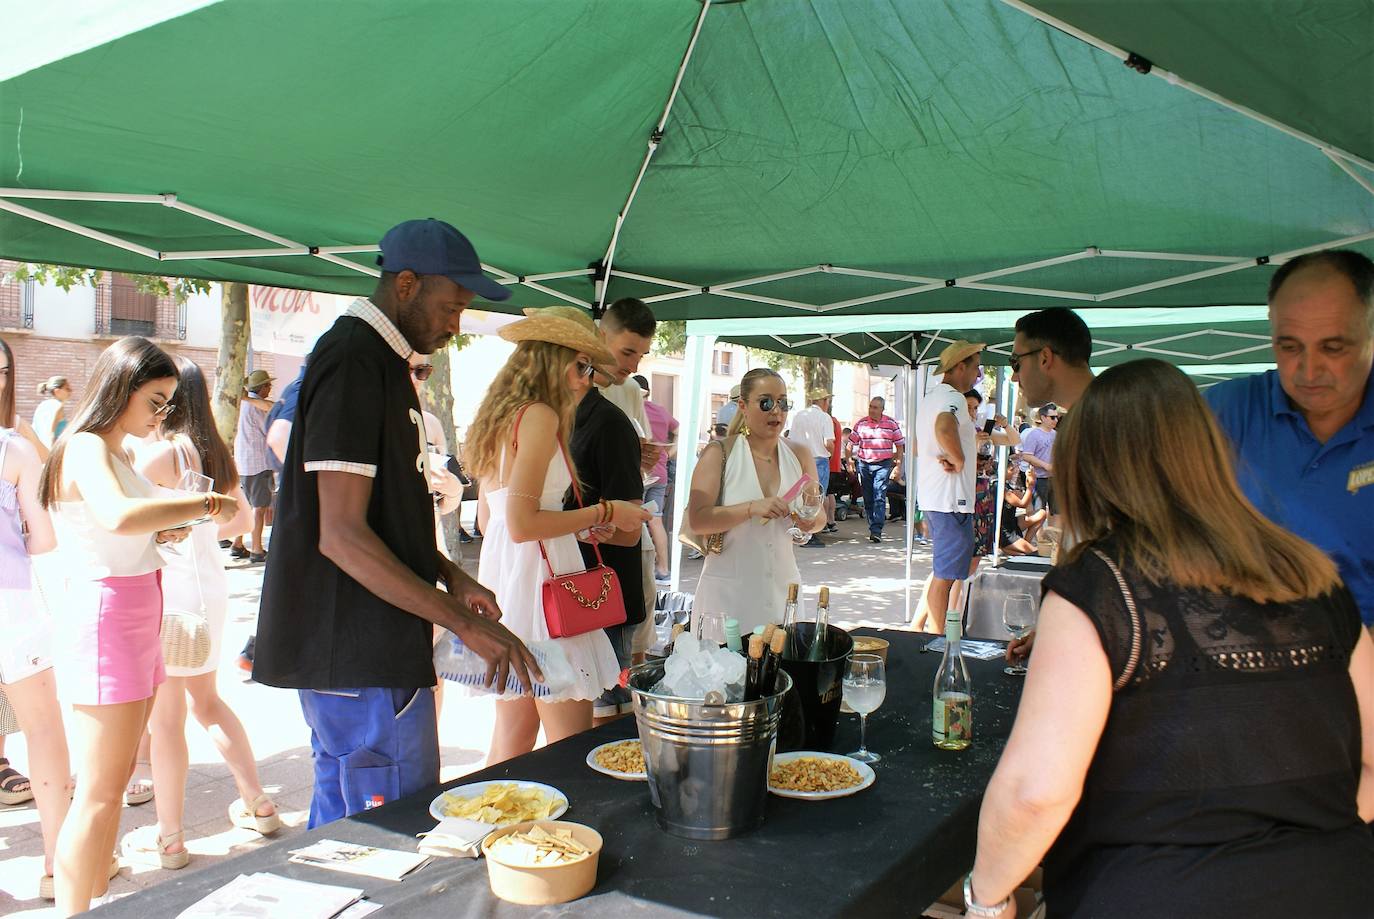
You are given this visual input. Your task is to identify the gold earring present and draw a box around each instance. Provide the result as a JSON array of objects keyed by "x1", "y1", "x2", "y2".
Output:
[{"x1": 740, "y1": 422, "x2": 751, "y2": 436}]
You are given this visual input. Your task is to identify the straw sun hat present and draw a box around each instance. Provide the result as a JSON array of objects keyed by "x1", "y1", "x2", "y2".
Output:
[{"x1": 498, "y1": 306, "x2": 615, "y2": 370}]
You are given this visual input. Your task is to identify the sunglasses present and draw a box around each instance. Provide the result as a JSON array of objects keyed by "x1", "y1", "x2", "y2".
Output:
[
  {"x1": 1008, "y1": 345, "x2": 1046, "y2": 373},
  {"x1": 575, "y1": 360, "x2": 595, "y2": 379},
  {"x1": 1043, "y1": 414, "x2": 1059, "y2": 421},
  {"x1": 411, "y1": 364, "x2": 434, "y2": 381},
  {"x1": 148, "y1": 397, "x2": 175, "y2": 418},
  {"x1": 753, "y1": 395, "x2": 791, "y2": 413}
]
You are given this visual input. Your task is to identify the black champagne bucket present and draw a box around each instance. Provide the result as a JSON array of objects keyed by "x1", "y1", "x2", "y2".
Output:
[{"x1": 777, "y1": 624, "x2": 854, "y2": 751}]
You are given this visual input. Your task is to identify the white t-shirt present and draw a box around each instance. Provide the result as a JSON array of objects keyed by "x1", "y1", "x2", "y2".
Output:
[
  {"x1": 916, "y1": 381, "x2": 977, "y2": 514},
  {"x1": 789, "y1": 404, "x2": 834, "y2": 459}
]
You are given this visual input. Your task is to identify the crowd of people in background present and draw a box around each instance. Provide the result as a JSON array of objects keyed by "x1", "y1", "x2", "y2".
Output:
[{"x1": 0, "y1": 218, "x2": 1370, "y2": 917}]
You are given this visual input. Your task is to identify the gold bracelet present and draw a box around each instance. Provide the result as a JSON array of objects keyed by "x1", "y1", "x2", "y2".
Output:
[{"x1": 506, "y1": 491, "x2": 542, "y2": 501}]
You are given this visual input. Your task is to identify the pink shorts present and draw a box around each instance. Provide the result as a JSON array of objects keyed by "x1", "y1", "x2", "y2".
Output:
[{"x1": 54, "y1": 572, "x2": 165, "y2": 706}]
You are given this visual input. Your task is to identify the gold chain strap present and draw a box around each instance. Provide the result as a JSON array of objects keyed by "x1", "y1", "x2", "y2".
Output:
[{"x1": 559, "y1": 570, "x2": 614, "y2": 609}]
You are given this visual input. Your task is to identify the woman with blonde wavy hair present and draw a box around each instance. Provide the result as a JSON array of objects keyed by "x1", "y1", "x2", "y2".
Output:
[
  {"x1": 687, "y1": 368, "x2": 824, "y2": 633},
  {"x1": 967, "y1": 359, "x2": 1374, "y2": 919},
  {"x1": 468, "y1": 307, "x2": 650, "y2": 764}
]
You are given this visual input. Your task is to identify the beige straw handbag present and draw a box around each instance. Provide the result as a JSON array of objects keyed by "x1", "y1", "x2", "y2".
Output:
[{"x1": 0, "y1": 687, "x2": 18, "y2": 736}]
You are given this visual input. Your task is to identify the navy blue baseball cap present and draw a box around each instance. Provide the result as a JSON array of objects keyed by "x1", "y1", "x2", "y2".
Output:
[{"x1": 377, "y1": 218, "x2": 511, "y2": 302}]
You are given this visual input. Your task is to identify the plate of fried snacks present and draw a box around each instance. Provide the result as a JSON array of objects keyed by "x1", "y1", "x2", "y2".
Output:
[
  {"x1": 585, "y1": 739, "x2": 647, "y2": 781},
  {"x1": 768, "y1": 751, "x2": 875, "y2": 800},
  {"x1": 430, "y1": 781, "x2": 569, "y2": 823}
]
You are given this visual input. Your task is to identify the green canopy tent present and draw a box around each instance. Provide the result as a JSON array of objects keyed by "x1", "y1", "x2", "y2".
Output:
[{"x1": 2, "y1": 0, "x2": 1369, "y2": 612}]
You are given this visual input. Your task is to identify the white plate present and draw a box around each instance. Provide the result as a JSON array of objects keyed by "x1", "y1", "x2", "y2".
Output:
[
  {"x1": 585, "y1": 739, "x2": 648, "y2": 782},
  {"x1": 428, "y1": 780, "x2": 569, "y2": 823},
  {"x1": 768, "y1": 751, "x2": 876, "y2": 800}
]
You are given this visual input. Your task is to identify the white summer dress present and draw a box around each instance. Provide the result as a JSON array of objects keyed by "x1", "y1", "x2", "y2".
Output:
[
  {"x1": 477, "y1": 449, "x2": 621, "y2": 702},
  {"x1": 691, "y1": 435, "x2": 807, "y2": 633}
]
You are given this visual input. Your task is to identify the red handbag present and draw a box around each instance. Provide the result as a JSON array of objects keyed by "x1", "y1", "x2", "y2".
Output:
[{"x1": 514, "y1": 407, "x2": 627, "y2": 639}]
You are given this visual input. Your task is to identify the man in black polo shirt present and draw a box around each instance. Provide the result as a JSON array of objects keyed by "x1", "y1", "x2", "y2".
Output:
[
  {"x1": 254, "y1": 218, "x2": 539, "y2": 828},
  {"x1": 566, "y1": 380, "x2": 645, "y2": 719}
]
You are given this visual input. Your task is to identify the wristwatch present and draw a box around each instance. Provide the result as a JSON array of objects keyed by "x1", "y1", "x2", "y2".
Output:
[{"x1": 963, "y1": 874, "x2": 1011, "y2": 918}]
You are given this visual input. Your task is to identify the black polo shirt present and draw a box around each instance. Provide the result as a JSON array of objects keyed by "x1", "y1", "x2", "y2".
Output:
[
  {"x1": 566, "y1": 388, "x2": 646, "y2": 626},
  {"x1": 254, "y1": 307, "x2": 438, "y2": 689}
]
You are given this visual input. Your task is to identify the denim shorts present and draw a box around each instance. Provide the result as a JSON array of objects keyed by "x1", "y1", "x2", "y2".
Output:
[
  {"x1": 644, "y1": 482, "x2": 667, "y2": 517},
  {"x1": 928, "y1": 511, "x2": 975, "y2": 580}
]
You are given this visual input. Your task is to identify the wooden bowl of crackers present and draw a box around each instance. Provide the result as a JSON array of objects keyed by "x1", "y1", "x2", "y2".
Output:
[
  {"x1": 481, "y1": 820, "x2": 603, "y2": 905},
  {"x1": 849, "y1": 635, "x2": 889, "y2": 662}
]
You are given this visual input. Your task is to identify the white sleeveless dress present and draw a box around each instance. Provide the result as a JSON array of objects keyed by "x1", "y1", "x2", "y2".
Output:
[
  {"x1": 692, "y1": 435, "x2": 806, "y2": 633},
  {"x1": 155, "y1": 439, "x2": 230, "y2": 677},
  {"x1": 477, "y1": 449, "x2": 620, "y2": 703}
]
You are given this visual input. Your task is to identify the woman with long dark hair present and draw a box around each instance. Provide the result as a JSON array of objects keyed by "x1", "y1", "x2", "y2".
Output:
[
  {"x1": 121, "y1": 357, "x2": 278, "y2": 871},
  {"x1": 967, "y1": 359, "x2": 1374, "y2": 918},
  {"x1": 40, "y1": 338, "x2": 238, "y2": 916},
  {"x1": 0, "y1": 337, "x2": 73, "y2": 901}
]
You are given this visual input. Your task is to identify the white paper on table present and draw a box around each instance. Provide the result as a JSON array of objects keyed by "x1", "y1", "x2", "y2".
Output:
[
  {"x1": 335, "y1": 901, "x2": 384, "y2": 919},
  {"x1": 416, "y1": 817, "x2": 497, "y2": 859},
  {"x1": 175, "y1": 871, "x2": 363, "y2": 919},
  {"x1": 288, "y1": 839, "x2": 431, "y2": 880}
]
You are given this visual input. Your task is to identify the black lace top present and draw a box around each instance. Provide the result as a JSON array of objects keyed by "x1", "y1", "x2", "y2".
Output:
[{"x1": 1040, "y1": 545, "x2": 1374, "y2": 918}]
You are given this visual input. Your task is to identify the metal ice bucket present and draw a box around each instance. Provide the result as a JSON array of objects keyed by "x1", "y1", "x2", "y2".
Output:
[{"x1": 627, "y1": 660, "x2": 791, "y2": 840}]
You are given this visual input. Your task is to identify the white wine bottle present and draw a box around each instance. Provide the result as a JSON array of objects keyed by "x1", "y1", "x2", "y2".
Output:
[
  {"x1": 805, "y1": 586, "x2": 831, "y2": 661},
  {"x1": 932, "y1": 608, "x2": 972, "y2": 751},
  {"x1": 780, "y1": 582, "x2": 802, "y2": 659}
]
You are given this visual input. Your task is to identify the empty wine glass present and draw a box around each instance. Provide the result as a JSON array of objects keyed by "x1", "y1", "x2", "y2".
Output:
[
  {"x1": 843, "y1": 654, "x2": 886, "y2": 763},
  {"x1": 1003, "y1": 592, "x2": 1038, "y2": 676},
  {"x1": 794, "y1": 480, "x2": 823, "y2": 520},
  {"x1": 695, "y1": 612, "x2": 727, "y2": 648}
]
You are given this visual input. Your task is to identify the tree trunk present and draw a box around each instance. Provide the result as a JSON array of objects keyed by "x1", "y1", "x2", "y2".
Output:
[
  {"x1": 421, "y1": 340, "x2": 463, "y2": 558},
  {"x1": 212, "y1": 282, "x2": 250, "y2": 449},
  {"x1": 802, "y1": 357, "x2": 834, "y2": 395}
]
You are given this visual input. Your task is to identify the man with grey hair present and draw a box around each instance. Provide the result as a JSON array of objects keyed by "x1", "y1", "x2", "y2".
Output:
[
  {"x1": 847, "y1": 395, "x2": 905, "y2": 543},
  {"x1": 1206, "y1": 249, "x2": 1374, "y2": 632}
]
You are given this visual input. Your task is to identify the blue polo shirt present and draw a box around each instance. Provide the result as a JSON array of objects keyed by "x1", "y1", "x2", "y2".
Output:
[{"x1": 1205, "y1": 368, "x2": 1374, "y2": 624}]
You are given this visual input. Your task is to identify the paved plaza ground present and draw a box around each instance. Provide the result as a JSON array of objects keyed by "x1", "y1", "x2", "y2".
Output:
[{"x1": 0, "y1": 510, "x2": 934, "y2": 916}]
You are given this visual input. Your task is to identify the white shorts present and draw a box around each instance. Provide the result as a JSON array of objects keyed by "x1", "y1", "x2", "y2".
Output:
[{"x1": 0, "y1": 589, "x2": 53, "y2": 684}]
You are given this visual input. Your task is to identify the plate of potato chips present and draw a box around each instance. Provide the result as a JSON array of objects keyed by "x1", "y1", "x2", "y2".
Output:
[
  {"x1": 429, "y1": 780, "x2": 569, "y2": 824},
  {"x1": 768, "y1": 751, "x2": 874, "y2": 800},
  {"x1": 585, "y1": 739, "x2": 647, "y2": 781}
]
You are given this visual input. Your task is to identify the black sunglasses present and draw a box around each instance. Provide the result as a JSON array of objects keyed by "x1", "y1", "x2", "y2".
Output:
[
  {"x1": 1043, "y1": 414, "x2": 1059, "y2": 421},
  {"x1": 754, "y1": 395, "x2": 791, "y2": 413},
  {"x1": 1008, "y1": 346, "x2": 1046, "y2": 373},
  {"x1": 411, "y1": 364, "x2": 434, "y2": 381},
  {"x1": 575, "y1": 360, "x2": 595, "y2": 378}
]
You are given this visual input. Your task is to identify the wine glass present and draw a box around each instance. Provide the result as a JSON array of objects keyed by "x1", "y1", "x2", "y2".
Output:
[
  {"x1": 787, "y1": 480, "x2": 824, "y2": 544},
  {"x1": 1003, "y1": 593, "x2": 1038, "y2": 676},
  {"x1": 695, "y1": 612, "x2": 727, "y2": 648},
  {"x1": 843, "y1": 654, "x2": 886, "y2": 763}
]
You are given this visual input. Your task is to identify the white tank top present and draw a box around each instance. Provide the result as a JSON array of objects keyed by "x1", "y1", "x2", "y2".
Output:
[{"x1": 53, "y1": 452, "x2": 164, "y2": 579}]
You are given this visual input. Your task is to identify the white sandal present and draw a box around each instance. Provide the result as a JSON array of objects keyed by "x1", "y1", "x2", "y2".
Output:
[
  {"x1": 121, "y1": 827, "x2": 189, "y2": 870},
  {"x1": 229, "y1": 794, "x2": 281, "y2": 836}
]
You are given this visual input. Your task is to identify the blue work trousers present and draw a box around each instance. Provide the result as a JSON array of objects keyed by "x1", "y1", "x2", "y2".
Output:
[{"x1": 298, "y1": 686, "x2": 439, "y2": 829}]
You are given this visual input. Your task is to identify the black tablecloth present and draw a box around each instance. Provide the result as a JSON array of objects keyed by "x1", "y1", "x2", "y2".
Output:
[{"x1": 96, "y1": 630, "x2": 1021, "y2": 918}]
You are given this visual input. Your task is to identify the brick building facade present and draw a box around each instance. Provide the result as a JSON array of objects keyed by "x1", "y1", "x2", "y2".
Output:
[{"x1": 0, "y1": 260, "x2": 276, "y2": 426}]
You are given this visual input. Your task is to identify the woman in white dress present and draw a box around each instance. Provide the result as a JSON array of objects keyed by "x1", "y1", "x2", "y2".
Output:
[
  {"x1": 125, "y1": 357, "x2": 279, "y2": 871},
  {"x1": 688, "y1": 368, "x2": 824, "y2": 632},
  {"x1": 466, "y1": 307, "x2": 651, "y2": 765},
  {"x1": 32, "y1": 376, "x2": 72, "y2": 451}
]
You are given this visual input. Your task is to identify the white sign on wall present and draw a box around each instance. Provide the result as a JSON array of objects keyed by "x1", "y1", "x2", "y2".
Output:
[{"x1": 249, "y1": 286, "x2": 348, "y2": 357}]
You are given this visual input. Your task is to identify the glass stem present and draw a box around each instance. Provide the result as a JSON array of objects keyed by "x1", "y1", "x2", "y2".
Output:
[{"x1": 859, "y1": 713, "x2": 868, "y2": 754}]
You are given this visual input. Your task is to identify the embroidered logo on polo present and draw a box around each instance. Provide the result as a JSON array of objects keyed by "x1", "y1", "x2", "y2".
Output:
[{"x1": 1348, "y1": 460, "x2": 1374, "y2": 495}]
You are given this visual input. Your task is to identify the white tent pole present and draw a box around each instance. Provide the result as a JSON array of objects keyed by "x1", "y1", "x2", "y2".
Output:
[
  {"x1": 1097, "y1": 260, "x2": 1256, "y2": 301},
  {"x1": 0, "y1": 188, "x2": 167, "y2": 204},
  {"x1": 595, "y1": 0, "x2": 713, "y2": 311},
  {"x1": 959, "y1": 281, "x2": 1098, "y2": 301},
  {"x1": 519, "y1": 280, "x2": 591, "y2": 309},
  {"x1": 1270, "y1": 228, "x2": 1374, "y2": 262},
  {"x1": 0, "y1": 198, "x2": 160, "y2": 260},
  {"x1": 1098, "y1": 249, "x2": 1244, "y2": 263},
  {"x1": 669, "y1": 331, "x2": 717, "y2": 593},
  {"x1": 818, "y1": 283, "x2": 947, "y2": 312},
  {"x1": 959, "y1": 247, "x2": 1099, "y2": 283},
  {"x1": 904, "y1": 356, "x2": 919, "y2": 623},
  {"x1": 161, "y1": 247, "x2": 309, "y2": 260},
  {"x1": 992, "y1": 370, "x2": 1015, "y2": 567},
  {"x1": 998, "y1": 0, "x2": 1374, "y2": 173},
  {"x1": 1324, "y1": 151, "x2": 1374, "y2": 199},
  {"x1": 608, "y1": 269, "x2": 698, "y2": 290},
  {"x1": 712, "y1": 290, "x2": 823, "y2": 311},
  {"x1": 827, "y1": 266, "x2": 942, "y2": 284},
  {"x1": 711, "y1": 266, "x2": 824, "y2": 291}
]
